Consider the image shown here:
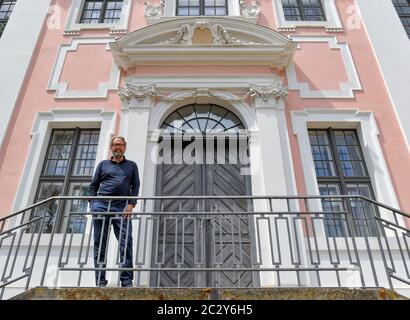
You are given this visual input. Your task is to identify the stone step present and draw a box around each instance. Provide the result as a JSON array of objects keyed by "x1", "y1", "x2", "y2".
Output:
[{"x1": 10, "y1": 287, "x2": 408, "y2": 300}]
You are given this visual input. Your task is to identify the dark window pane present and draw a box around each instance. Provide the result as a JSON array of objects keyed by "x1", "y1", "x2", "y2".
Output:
[
  {"x1": 319, "y1": 183, "x2": 346, "y2": 237},
  {"x1": 33, "y1": 182, "x2": 63, "y2": 233},
  {"x1": 334, "y1": 130, "x2": 368, "y2": 177},
  {"x1": 189, "y1": 8, "x2": 200, "y2": 15},
  {"x1": 177, "y1": 8, "x2": 189, "y2": 15},
  {"x1": 43, "y1": 130, "x2": 74, "y2": 176},
  {"x1": 309, "y1": 130, "x2": 336, "y2": 177},
  {"x1": 309, "y1": 129, "x2": 376, "y2": 237},
  {"x1": 393, "y1": 0, "x2": 410, "y2": 37},
  {"x1": 62, "y1": 182, "x2": 91, "y2": 233},
  {"x1": 80, "y1": 0, "x2": 123, "y2": 24},
  {"x1": 33, "y1": 128, "x2": 100, "y2": 233},
  {"x1": 347, "y1": 184, "x2": 379, "y2": 236},
  {"x1": 0, "y1": 0, "x2": 16, "y2": 36},
  {"x1": 282, "y1": 0, "x2": 325, "y2": 21},
  {"x1": 73, "y1": 129, "x2": 100, "y2": 176},
  {"x1": 162, "y1": 105, "x2": 243, "y2": 134},
  {"x1": 176, "y1": 0, "x2": 227, "y2": 16}
]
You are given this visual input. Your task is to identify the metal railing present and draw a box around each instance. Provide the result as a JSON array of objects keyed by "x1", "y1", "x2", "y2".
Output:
[{"x1": 0, "y1": 195, "x2": 409, "y2": 299}]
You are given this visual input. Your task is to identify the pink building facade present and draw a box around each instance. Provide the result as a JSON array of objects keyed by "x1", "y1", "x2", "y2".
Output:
[{"x1": 0, "y1": 0, "x2": 409, "y2": 297}]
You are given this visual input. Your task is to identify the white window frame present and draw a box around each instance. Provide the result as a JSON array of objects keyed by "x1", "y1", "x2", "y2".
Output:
[
  {"x1": 12, "y1": 109, "x2": 116, "y2": 214},
  {"x1": 273, "y1": 0, "x2": 343, "y2": 32},
  {"x1": 164, "y1": 0, "x2": 240, "y2": 17},
  {"x1": 64, "y1": 0, "x2": 132, "y2": 35},
  {"x1": 291, "y1": 109, "x2": 400, "y2": 211}
]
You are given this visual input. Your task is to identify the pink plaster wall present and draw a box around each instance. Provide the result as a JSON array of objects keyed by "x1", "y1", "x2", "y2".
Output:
[
  {"x1": 59, "y1": 44, "x2": 113, "y2": 90},
  {"x1": 0, "y1": 0, "x2": 409, "y2": 220},
  {"x1": 293, "y1": 42, "x2": 348, "y2": 90},
  {"x1": 283, "y1": 0, "x2": 410, "y2": 215}
]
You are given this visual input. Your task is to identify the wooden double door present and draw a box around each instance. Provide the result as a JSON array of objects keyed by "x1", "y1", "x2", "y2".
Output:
[{"x1": 150, "y1": 138, "x2": 258, "y2": 287}]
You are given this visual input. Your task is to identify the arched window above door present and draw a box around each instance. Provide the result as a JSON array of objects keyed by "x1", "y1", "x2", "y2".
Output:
[{"x1": 161, "y1": 104, "x2": 245, "y2": 133}]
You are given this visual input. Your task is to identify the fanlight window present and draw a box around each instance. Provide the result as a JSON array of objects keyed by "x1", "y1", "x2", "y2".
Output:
[{"x1": 161, "y1": 104, "x2": 245, "y2": 133}]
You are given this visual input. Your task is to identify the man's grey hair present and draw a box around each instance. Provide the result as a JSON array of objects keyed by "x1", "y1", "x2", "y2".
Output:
[{"x1": 110, "y1": 136, "x2": 127, "y2": 146}]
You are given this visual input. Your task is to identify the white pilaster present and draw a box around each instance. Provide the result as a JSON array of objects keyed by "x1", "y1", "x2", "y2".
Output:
[
  {"x1": 118, "y1": 86, "x2": 155, "y2": 197},
  {"x1": 0, "y1": 0, "x2": 52, "y2": 149},
  {"x1": 356, "y1": 0, "x2": 410, "y2": 149},
  {"x1": 250, "y1": 84, "x2": 302, "y2": 286},
  {"x1": 253, "y1": 96, "x2": 289, "y2": 196}
]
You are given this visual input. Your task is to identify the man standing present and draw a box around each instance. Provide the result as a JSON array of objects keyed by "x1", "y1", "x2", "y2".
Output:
[{"x1": 88, "y1": 136, "x2": 140, "y2": 287}]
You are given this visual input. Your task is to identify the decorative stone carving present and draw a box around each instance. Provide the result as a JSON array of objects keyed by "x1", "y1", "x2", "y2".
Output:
[
  {"x1": 160, "y1": 21, "x2": 263, "y2": 45},
  {"x1": 141, "y1": 88, "x2": 247, "y2": 103},
  {"x1": 250, "y1": 81, "x2": 289, "y2": 101},
  {"x1": 239, "y1": 0, "x2": 261, "y2": 19},
  {"x1": 169, "y1": 24, "x2": 192, "y2": 44},
  {"x1": 144, "y1": 0, "x2": 164, "y2": 18},
  {"x1": 208, "y1": 90, "x2": 247, "y2": 102},
  {"x1": 213, "y1": 24, "x2": 236, "y2": 44},
  {"x1": 118, "y1": 84, "x2": 157, "y2": 103},
  {"x1": 159, "y1": 90, "x2": 197, "y2": 102}
]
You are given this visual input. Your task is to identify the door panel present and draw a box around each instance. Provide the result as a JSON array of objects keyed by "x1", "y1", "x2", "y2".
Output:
[
  {"x1": 151, "y1": 163, "x2": 200, "y2": 287},
  {"x1": 205, "y1": 143, "x2": 254, "y2": 287},
  {"x1": 151, "y1": 131, "x2": 257, "y2": 287}
]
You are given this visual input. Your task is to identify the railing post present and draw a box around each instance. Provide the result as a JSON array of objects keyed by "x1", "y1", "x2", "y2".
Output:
[
  {"x1": 24, "y1": 204, "x2": 48, "y2": 291},
  {"x1": 39, "y1": 198, "x2": 60, "y2": 286}
]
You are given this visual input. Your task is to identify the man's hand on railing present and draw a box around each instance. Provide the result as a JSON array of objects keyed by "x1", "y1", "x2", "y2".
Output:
[{"x1": 123, "y1": 204, "x2": 134, "y2": 219}]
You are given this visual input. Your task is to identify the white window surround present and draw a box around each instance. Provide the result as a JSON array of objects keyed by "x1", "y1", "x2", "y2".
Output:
[
  {"x1": 164, "y1": 0, "x2": 240, "y2": 17},
  {"x1": 286, "y1": 36, "x2": 362, "y2": 99},
  {"x1": 64, "y1": 0, "x2": 132, "y2": 35},
  {"x1": 272, "y1": 0, "x2": 343, "y2": 32},
  {"x1": 149, "y1": 0, "x2": 258, "y2": 24},
  {"x1": 11, "y1": 109, "x2": 116, "y2": 216},
  {"x1": 48, "y1": 37, "x2": 120, "y2": 99},
  {"x1": 291, "y1": 109, "x2": 400, "y2": 212},
  {"x1": 5, "y1": 110, "x2": 116, "y2": 282}
]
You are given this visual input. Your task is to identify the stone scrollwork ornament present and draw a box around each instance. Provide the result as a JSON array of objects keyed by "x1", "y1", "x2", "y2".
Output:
[
  {"x1": 239, "y1": 0, "x2": 261, "y2": 19},
  {"x1": 249, "y1": 81, "x2": 289, "y2": 101},
  {"x1": 144, "y1": 0, "x2": 165, "y2": 18},
  {"x1": 118, "y1": 84, "x2": 157, "y2": 103},
  {"x1": 160, "y1": 21, "x2": 263, "y2": 45}
]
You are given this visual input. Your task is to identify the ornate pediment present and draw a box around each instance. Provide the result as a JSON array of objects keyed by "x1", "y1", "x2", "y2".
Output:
[
  {"x1": 158, "y1": 21, "x2": 263, "y2": 45},
  {"x1": 110, "y1": 17, "x2": 297, "y2": 70}
]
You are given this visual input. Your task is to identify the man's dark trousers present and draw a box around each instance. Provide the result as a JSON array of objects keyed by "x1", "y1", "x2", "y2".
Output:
[{"x1": 92, "y1": 201, "x2": 133, "y2": 287}]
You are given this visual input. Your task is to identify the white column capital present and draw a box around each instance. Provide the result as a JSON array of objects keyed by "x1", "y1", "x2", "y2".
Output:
[
  {"x1": 118, "y1": 84, "x2": 157, "y2": 109},
  {"x1": 250, "y1": 81, "x2": 288, "y2": 105}
]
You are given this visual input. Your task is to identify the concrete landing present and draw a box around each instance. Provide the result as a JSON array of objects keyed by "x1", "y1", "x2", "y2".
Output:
[{"x1": 10, "y1": 287, "x2": 408, "y2": 300}]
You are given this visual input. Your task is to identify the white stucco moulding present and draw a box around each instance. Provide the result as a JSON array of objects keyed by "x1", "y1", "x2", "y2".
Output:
[
  {"x1": 125, "y1": 74, "x2": 284, "y2": 91},
  {"x1": 286, "y1": 36, "x2": 362, "y2": 99},
  {"x1": 48, "y1": 37, "x2": 121, "y2": 99},
  {"x1": 64, "y1": 0, "x2": 132, "y2": 35},
  {"x1": 109, "y1": 17, "x2": 297, "y2": 70},
  {"x1": 272, "y1": 0, "x2": 343, "y2": 32}
]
